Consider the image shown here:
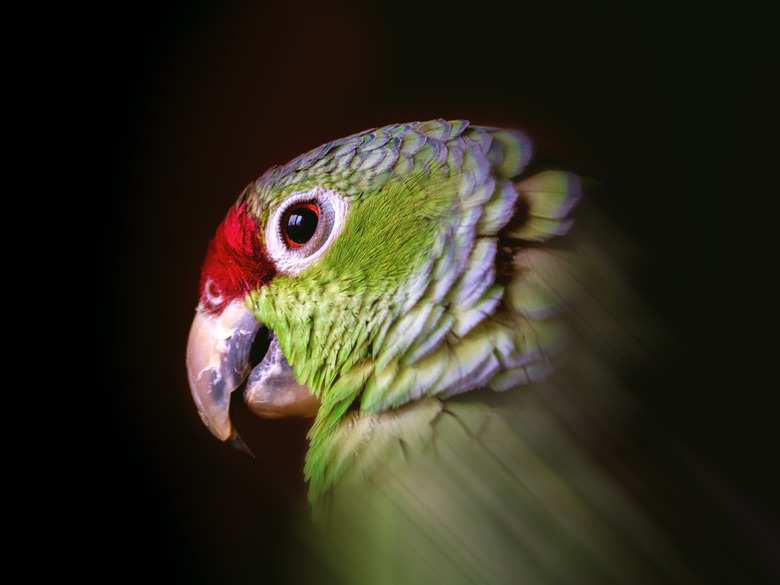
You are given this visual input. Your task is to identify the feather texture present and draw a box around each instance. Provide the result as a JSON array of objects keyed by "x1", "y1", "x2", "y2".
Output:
[
  {"x1": 293, "y1": 220, "x2": 698, "y2": 584},
  {"x1": 191, "y1": 120, "x2": 720, "y2": 584},
  {"x1": 240, "y1": 121, "x2": 584, "y2": 504}
]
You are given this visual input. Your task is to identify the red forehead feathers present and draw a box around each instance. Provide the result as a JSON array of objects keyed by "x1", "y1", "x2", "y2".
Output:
[{"x1": 199, "y1": 203, "x2": 276, "y2": 312}]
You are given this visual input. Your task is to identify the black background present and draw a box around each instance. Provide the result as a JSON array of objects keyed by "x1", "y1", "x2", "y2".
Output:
[{"x1": 62, "y1": 0, "x2": 777, "y2": 582}]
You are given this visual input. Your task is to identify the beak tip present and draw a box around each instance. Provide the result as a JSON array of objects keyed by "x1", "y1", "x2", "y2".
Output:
[
  {"x1": 228, "y1": 433, "x2": 256, "y2": 459},
  {"x1": 192, "y1": 399, "x2": 234, "y2": 442}
]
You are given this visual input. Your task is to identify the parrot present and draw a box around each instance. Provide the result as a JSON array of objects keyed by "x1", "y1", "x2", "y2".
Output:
[{"x1": 186, "y1": 120, "x2": 701, "y2": 584}]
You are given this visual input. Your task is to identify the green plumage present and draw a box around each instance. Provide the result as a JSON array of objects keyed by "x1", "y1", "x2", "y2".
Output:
[
  {"x1": 240, "y1": 121, "x2": 575, "y2": 505},
  {"x1": 211, "y1": 120, "x2": 698, "y2": 583}
]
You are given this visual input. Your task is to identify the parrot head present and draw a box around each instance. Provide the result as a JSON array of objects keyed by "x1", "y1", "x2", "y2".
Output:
[
  {"x1": 186, "y1": 119, "x2": 580, "y2": 489},
  {"x1": 185, "y1": 194, "x2": 322, "y2": 445}
]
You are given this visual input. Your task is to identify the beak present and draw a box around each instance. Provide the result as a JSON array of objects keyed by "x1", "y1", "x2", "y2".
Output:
[
  {"x1": 186, "y1": 299, "x2": 261, "y2": 442},
  {"x1": 244, "y1": 335, "x2": 321, "y2": 418},
  {"x1": 186, "y1": 298, "x2": 321, "y2": 450}
]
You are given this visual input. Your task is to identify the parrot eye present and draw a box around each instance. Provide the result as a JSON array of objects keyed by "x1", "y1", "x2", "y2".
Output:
[
  {"x1": 281, "y1": 203, "x2": 320, "y2": 248},
  {"x1": 266, "y1": 186, "x2": 350, "y2": 275}
]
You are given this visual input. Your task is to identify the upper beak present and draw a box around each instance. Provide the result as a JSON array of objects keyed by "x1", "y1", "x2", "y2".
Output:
[{"x1": 185, "y1": 299, "x2": 261, "y2": 441}]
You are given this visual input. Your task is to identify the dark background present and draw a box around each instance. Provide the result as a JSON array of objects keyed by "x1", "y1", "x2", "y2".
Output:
[{"x1": 65, "y1": 0, "x2": 776, "y2": 582}]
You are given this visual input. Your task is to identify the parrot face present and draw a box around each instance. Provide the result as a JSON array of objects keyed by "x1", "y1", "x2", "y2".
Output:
[{"x1": 186, "y1": 119, "x2": 580, "y2": 494}]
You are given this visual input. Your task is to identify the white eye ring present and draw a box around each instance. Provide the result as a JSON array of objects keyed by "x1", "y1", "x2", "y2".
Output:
[{"x1": 265, "y1": 186, "x2": 351, "y2": 275}]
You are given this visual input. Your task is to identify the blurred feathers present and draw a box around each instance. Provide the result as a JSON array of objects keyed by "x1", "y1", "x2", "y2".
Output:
[
  {"x1": 189, "y1": 120, "x2": 777, "y2": 585},
  {"x1": 299, "y1": 196, "x2": 699, "y2": 585}
]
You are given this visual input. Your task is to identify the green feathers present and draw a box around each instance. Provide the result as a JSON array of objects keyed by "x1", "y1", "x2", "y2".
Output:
[
  {"x1": 242, "y1": 120, "x2": 581, "y2": 505},
  {"x1": 508, "y1": 170, "x2": 581, "y2": 241},
  {"x1": 190, "y1": 120, "x2": 713, "y2": 584}
]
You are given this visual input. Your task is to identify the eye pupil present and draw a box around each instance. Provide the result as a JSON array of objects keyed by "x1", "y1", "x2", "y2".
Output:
[{"x1": 282, "y1": 203, "x2": 319, "y2": 248}]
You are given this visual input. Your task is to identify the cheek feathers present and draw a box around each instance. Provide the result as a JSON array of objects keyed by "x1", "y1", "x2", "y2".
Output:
[{"x1": 198, "y1": 203, "x2": 276, "y2": 313}]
